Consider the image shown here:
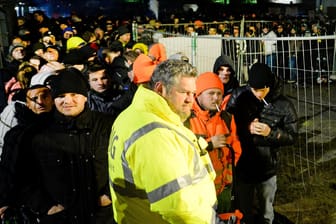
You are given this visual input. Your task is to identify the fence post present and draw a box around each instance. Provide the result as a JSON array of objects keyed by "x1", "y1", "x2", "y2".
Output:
[
  {"x1": 333, "y1": 37, "x2": 336, "y2": 77},
  {"x1": 132, "y1": 21, "x2": 138, "y2": 42},
  {"x1": 191, "y1": 32, "x2": 198, "y2": 67},
  {"x1": 237, "y1": 16, "x2": 246, "y2": 84}
]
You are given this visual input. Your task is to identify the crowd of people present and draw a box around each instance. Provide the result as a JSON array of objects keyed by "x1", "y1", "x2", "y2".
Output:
[
  {"x1": 152, "y1": 13, "x2": 335, "y2": 85},
  {"x1": 0, "y1": 9, "x2": 300, "y2": 224}
]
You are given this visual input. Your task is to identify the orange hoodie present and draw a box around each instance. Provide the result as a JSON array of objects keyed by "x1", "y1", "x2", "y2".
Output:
[{"x1": 148, "y1": 43, "x2": 167, "y2": 64}]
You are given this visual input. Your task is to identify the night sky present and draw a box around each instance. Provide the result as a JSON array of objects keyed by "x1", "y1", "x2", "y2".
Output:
[{"x1": 31, "y1": 0, "x2": 161, "y2": 18}]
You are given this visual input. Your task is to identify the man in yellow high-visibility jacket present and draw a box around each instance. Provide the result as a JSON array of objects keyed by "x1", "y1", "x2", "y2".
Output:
[{"x1": 108, "y1": 59, "x2": 218, "y2": 224}]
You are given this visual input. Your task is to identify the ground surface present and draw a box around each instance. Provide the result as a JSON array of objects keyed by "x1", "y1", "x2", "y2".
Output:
[{"x1": 273, "y1": 82, "x2": 336, "y2": 224}]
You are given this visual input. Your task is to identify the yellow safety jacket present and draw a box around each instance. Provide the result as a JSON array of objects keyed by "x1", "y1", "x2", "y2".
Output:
[{"x1": 108, "y1": 85, "x2": 218, "y2": 224}]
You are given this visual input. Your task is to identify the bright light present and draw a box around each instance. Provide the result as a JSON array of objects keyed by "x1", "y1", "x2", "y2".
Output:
[{"x1": 268, "y1": 0, "x2": 303, "y2": 4}]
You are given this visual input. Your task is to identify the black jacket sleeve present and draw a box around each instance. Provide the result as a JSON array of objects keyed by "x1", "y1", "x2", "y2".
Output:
[
  {"x1": 0, "y1": 125, "x2": 55, "y2": 214},
  {"x1": 253, "y1": 96, "x2": 298, "y2": 147}
]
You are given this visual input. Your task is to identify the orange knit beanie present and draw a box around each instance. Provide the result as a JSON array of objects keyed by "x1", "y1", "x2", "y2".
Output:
[{"x1": 196, "y1": 72, "x2": 224, "y2": 96}]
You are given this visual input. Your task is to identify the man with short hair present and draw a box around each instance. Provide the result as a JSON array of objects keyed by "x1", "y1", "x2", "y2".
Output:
[
  {"x1": 108, "y1": 59, "x2": 219, "y2": 223},
  {"x1": 26, "y1": 85, "x2": 53, "y2": 114},
  {"x1": 208, "y1": 26, "x2": 218, "y2": 35},
  {"x1": 88, "y1": 64, "x2": 110, "y2": 94},
  {"x1": 86, "y1": 61, "x2": 133, "y2": 115}
]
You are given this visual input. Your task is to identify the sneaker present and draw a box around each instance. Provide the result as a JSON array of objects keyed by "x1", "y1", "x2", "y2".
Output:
[
  {"x1": 330, "y1": 75, "x2": 336, "y2": 80},
  {"x1": 317, "y1": 77, "x2": 322, "y2": 84}
]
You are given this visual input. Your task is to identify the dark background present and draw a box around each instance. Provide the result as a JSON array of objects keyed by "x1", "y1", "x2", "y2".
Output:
[{"x1": 10, "y1": 0, "x2": 317, "y2": 19}]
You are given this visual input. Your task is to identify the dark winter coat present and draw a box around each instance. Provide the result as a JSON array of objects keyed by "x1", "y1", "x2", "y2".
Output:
[
  {"x1": 0, "y1": 65, "x2": 22, "y2": 112},
  {"x1": 87, "y1": 82, "x2": 137, "y2": 115},
  {"x1": 88, "y1": 90, "x2": 123, "y2": 116},
  {"x1": 0, "y1": 107, "x2": 52, "y2": 208},
  {"x1": 226, "y1": 77, "x2": 298, "y2": 183},
  {"x1": 25, "y1": 107, "x2": 115, "y2": 224}
]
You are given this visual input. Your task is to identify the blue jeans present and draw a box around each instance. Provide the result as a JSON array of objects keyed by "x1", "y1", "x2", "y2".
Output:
[
  {"x1": 236, "y1": 175, "x2": 277, "y2": 224},
  {"x1": 266, "y1": 54, "x2": 276, "y2": 73},
  {"x1": 289, "y1": 55, "x2": 297, "y2": 81}
]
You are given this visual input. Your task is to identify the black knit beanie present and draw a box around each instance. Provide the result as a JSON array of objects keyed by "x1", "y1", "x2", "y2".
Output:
[
  {"x1": 248, "y1": 63, "x2": 274, "y2": 89},
  {"x1": 49, "y1": 67, "x2": 88, "y2": 98},
  {"x1": 117, "y1": 26, "x2": 130, "y2": 36}
]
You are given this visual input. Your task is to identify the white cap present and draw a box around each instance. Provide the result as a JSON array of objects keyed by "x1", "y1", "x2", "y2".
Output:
[
  {"x1": 29, "y1": 71, "x2": 57, "y2": 88},
  {"x1": 169, "y1": 52, "x2": 189, "y2": 62}
]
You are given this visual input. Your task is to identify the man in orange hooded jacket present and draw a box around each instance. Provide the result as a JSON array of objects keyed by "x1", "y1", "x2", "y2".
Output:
[{"x1": 185, "y1": 72, "x2": 242, "y2": 214}]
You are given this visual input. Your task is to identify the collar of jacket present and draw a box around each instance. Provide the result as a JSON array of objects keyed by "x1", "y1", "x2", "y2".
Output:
[
  {"x1": 132, "y1": 85, "x2": 183, "y2": 126},
  {"x1": 192, "y1": 99, "x2": 219, "y2": 121},
  {"x1": 89, "y1": 88, "x2": 124, "y2": 100},
  {"x1": 54, "y1": 105, "x2": 92, "y2": 130}
]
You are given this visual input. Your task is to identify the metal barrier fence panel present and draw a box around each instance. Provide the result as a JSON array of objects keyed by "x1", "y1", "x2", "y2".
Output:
[{"x1": 136, "y1": 24, "x2": 336, "y2": 223}]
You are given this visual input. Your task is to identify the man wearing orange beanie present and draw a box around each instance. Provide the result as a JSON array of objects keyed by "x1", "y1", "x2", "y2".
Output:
[{"x1": 185, "y1": 72, "x2": 242, "y2": 219}]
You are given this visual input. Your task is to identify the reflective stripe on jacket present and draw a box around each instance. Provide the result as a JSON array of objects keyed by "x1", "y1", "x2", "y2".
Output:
[{"x1": 108, "y1": 85, "x2": 217, "y2": 224}]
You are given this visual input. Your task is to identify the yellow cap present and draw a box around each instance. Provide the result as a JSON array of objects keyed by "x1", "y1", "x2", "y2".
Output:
[{"x1": 66, "y1": 36, "x2": 86, "y2": 52}]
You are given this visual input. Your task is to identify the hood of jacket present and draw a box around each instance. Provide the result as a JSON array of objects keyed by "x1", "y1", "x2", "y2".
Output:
[
  {"x1": 213, "y1": 55, "x2": 235, "y2": 76},
  {"x1": 132, "y1": 85, "x2": 183, "y2": 126},
  {"x1": 212, "y1": 55, "x2": 239, "y2": 96},
  {"x1": 53, "y1": 105, "x2": 93, "y2": 130}
]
